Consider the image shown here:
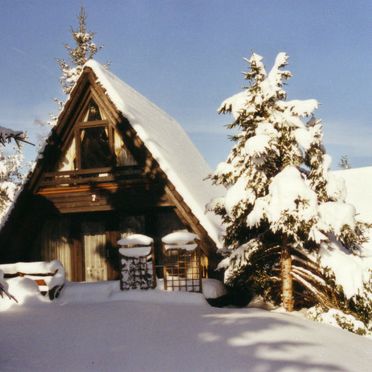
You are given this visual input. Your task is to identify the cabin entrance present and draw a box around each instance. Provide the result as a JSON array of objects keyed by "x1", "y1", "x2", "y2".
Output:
[
  {"x1": 82, "y1": 221, "x2": 108, "y2": 281},
  {"x1": 37, "y1": 214, "x2": 118, "y2": 282},
  {"x1": 36, "y1": 209, "x2": 186, "y2": 282}
]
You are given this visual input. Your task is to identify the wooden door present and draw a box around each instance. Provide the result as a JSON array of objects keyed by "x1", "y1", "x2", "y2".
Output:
[
  {"x1": 40, "y1": 218, "x2": 74, "y2": 281},
  {"x1": 82, "y1": 221, "x2": 108, "y2": 281}
]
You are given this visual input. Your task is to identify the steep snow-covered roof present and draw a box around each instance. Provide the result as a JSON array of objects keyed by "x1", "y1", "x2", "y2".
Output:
[{"x1": 84, "y1": 60, "x2": 223, "y2": 246}]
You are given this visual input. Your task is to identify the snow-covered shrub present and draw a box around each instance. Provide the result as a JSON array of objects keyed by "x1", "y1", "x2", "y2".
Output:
[
  {"x1": 208, "y1": 52, "x2": 371, "y2": 331},
  {"x1": 307, "y1": 306, "x2": 369, "y2": 336},
  {"x1": 0, "y1": 269, "x2": 16, "y2": 303},
  {"x1": 0, "y1": 146, "x2": 24, "y2": 224},
  {"x1": 0, "y1": 260, "x2": 65, "y2": 304},
  {"x1": 202, "y1": 278, "x2": 227, "y2": 299}
]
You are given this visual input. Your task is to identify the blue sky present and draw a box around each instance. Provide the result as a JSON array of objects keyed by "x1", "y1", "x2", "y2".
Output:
[{"x1": 1, "y1": 0, "x2": 372, "y2": 169}]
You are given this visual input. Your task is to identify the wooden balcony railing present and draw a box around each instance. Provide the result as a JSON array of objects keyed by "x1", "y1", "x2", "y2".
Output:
[{"x1": 40, "y1": 166, "x2": 143, "y2": 187}]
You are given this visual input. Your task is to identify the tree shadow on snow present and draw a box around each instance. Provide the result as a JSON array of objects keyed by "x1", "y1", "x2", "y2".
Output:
[{"x1": 172, "y1": 307, "x2": 348, "y2": 372}]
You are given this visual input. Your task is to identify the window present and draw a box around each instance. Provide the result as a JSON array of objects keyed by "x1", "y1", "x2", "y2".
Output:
[
  {"x1": 56, "y1": 97, "x2": 137, "y2": 172},
  {"x1": 83, "y1": 100, "x2": 104, "y2": 121},
  {"x1": 80, "y1": 127, "x2": 113, "y2": 169}
]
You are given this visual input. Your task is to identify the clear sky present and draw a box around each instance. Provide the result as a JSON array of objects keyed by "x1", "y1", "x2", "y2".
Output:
[{"x1": 1, "y1": 0, "x2": 372, "y2": 170}]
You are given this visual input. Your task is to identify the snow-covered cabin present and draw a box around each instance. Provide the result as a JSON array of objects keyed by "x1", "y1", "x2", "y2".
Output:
[{"x1": 0, "y1": 61, "x2": 223, "y2": 281}]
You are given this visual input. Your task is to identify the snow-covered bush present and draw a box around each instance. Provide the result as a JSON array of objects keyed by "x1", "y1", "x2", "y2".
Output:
[
  {"x1": 0, "y1": 146, "x2": 24, "y2": 224},
  {"x1": 209, "y1": 52, "x2": 371, "y2": 333},
  {"x1": 307, "y1": 306, "x2": 369, "y2": 336},
  {"x1": 0, "y1": 269, "x2": 17, "y2": 303}
]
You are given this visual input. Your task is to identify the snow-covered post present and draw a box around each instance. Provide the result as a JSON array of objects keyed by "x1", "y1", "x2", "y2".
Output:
[
  {"x1": 209, "y1": 52, "x2": 370, "y2": 314},
  {"x1": 117, "y1": 234, "x2": 155, "y2": 290},
  {"x1": 162, "y1": 230, "x2": 201, "y2": 292}
]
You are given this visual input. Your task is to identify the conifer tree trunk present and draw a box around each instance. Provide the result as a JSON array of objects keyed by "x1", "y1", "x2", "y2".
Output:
[{"x1": 281, "y1": 243, "x2": 294, "y2": 311}]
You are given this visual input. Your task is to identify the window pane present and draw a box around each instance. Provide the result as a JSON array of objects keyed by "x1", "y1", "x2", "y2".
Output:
[
  {"x1": 57, "y1": 138, "x2": 77, "y2": 171},
  {"x1": 83, "y1": 100, "x2": 102, "y2": 122},
  {"x1": 80, "y1": 127, "x2": 112, "y2": 169},
  {"x1": 114, "y1": 130, "x2": 137, "y2": 166}
]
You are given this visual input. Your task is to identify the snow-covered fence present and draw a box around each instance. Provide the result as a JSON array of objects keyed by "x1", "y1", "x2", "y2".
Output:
[
  {"x1": 162, "y1": 230, "x2": 202, "y2": 292},
  {"x1": 0, "y1": 260, "x2": 65, "y2": 300},
  {"x1": 118, "y1": 234, "x2": 156, "y2": 290}
]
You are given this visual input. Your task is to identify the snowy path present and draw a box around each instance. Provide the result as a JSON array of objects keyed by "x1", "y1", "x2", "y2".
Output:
[{"x1": 1, "y1": 285, "x2": 371, "y2": 372}]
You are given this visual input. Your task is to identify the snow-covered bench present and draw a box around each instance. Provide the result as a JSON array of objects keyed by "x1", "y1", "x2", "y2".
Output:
[
  {"x1": 0, "y1": 260, "x2": 65, "y2": 300},
  {"x1": 118, "y1": 234, "x2": 156, "y2": 290},
  {"x1": 162, "y1": 230, "x2": 202, "y2": 292}
]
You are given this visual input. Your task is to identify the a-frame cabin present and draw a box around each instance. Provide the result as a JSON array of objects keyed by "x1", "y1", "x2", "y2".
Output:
[{"x1": 0, "y1": 61, "x2": 223, "y2": 282}]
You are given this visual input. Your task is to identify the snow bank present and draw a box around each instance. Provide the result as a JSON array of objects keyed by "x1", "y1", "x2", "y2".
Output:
[
  {"x1": 0, "y1": 260, "x2": 65, "y2": 290},
  {"x1": 319, "y1": 240, "x2": 372, "y2": 298},
  {"x1": 54, "y1": 281, "x2": 206, "y2": 306},
  {"x1": 202, "y1": 278, "x2": 227, "y2": 299},
  {"x1": 1, "y1": 290, "x2": 371, "y2": 372},
  {"x1": 334, "y1": 166, "x2": 372, "y2": 257},
  {"x1": 317, "y1": 202, "x2": 356, "y2": 235},
  {"x1": 308, "y1": 306, "x2": 369, "y2": 336}
]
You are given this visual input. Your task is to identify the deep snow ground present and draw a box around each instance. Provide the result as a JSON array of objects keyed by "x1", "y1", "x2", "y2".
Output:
[{"x1": 1, "y1": 282, "x2": 371, "y2": 372}]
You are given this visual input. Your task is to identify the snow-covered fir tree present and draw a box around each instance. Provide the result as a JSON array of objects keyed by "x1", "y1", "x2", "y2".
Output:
[
  {"x1": 339, "y1": 155, "x2": 351, "y2": 169},
  {"x1": 57, "y1": 6, "x2": 103, "y2": 96},
  {"x1": 0, "y1": 146, "x2": 24, "y2": 223},
  {"x1": 209, "y1": 53, "x2": 371, "y2": 329}
]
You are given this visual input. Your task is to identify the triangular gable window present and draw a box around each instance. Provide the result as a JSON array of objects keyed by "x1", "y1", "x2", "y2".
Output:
[
  {"x1": 56, "y1": 97, "x2": 137, "y2": 171},
  {"x1": 82, "y1": 99, "x2": 104, "y2": 122},
  {"x1": 80, "y1": 126, "x2": 112, "y2": 169}
]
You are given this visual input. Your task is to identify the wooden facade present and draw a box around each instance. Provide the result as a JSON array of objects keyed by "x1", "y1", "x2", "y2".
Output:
[{"x1": 0, "y1": 66, "x2": 219, "y2": 281}]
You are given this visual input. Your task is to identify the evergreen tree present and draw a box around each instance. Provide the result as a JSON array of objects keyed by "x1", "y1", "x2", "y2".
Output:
[
  {"x1": 209, "y1": 52, "x2": 369, "y2": 312},
  {"x1": 0, "y1": 146, "x2": 24, "y2": 223},
  {"x1": 57, "y1": 6, "x2": 103, "y2": 95},
  {"x1": 339, "y1": 155, "x2": 351, "y2": 169}
]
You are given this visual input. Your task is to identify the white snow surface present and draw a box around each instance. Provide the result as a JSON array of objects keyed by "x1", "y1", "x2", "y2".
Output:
[
  {"x1": 119, "y1": 247, "x2": 152, "y2": 257},
  {"x1": 244, "y1": 134, "x2": 271, "y2": 157},
  {"x1": 319, "y1": 240, "x2": 372, "y2": 299},
  {"x1": 83, "y1": 60, "x2": 224, "y2": 247},
  {"x1": 335, "y1": 166, "x2": 372, "y2": 256},
  {"x1": 202, "y1": 278, "x2": 227, "y2": 299},
  {"x1": 316, "y1": 167, "x2": 372, "y2": 298},
  {"x1": 117, "y1": 234, "x2": 153, "y2": 246},
  {"x1": 161, "y1": 230, "x2": 198, "y2": 244},
  {"x1": 224, "y1": 175, "x2": 253, "y2": 217},
  {"x1": 247, "y1": 166, "x2": 318, "y2": 227},
  {"x1": 1, "y1": 281, "x2": 371, "y2": 372}
]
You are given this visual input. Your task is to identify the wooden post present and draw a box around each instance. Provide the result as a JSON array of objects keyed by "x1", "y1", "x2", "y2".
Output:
[{"x1": 281, "y1": 244, "x2": 294, "y2": 312}]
